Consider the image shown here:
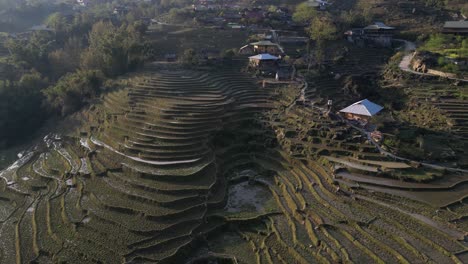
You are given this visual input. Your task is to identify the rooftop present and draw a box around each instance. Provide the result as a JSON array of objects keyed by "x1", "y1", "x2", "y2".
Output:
[
  {"x1": 443, "y1": 21, "x2": 468, "y2": 29},
  {"x1": 340, "y1": 99, "x2": 384, "y2": 117},
  {"x1": 249, "y1": 53, "x2": 280, "y2": 60},
  {"x1": 306, "y1": 0, "x2": 329, "y2": 7},
  {"x1": 364, "y1": 22, "x2": 395, "y2": 30},
  {"x1": 250, "y1": 40, "x2": 279, "y2": 46}
]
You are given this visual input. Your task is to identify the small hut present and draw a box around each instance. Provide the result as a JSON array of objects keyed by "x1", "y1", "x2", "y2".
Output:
[
  {"x1": 442, "y1": 21, "x2": 468, "y2": 35},
  {"x1": 339, "y1": 99, "x2": 383, "y2": 121}
]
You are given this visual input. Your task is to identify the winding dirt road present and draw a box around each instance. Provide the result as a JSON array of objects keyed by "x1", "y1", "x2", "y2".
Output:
[{"x1": 396, "y1": 39, "x2": 468, "y2": 82}]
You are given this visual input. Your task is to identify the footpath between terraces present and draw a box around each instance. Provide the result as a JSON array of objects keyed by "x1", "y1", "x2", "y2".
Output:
[{"x1": 397, "y1": 39, "x2": 468, "y2": 82}]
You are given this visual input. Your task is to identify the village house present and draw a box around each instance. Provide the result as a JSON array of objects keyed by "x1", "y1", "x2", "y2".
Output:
[
  {"x1": 76, "y1": 0, "x2": 89, "y2": 7},
  {"x1": 345, "y1": 22, "x2": 395, "y2": 47},
  {"x1": 249, "y1": 53, "x2": 280, "y2": 74},
  {"x1": 442, "y1": 21, "x2": 468, "y2": 35},
  {"x1": 306, "y1": 0, "x2": 330, "y2": 10},
  {"x1": 340, "y1": 99, "x2": 383, "y2": 122},
  {"x1": 239, "y1": 40, "x2": 284, "y2": 55}
]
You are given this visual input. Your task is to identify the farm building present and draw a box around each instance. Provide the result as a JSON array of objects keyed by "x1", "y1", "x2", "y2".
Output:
[
  {"x1": 442, "y1": 21, "x2": 468, "y2": 35},
  {"x1": 249, "y1": 53, "x2": 280, "y2": 72},
  {"x1": 339, "y1": 99, "x2": 383, "y2": 121},
  {"x1": 251, "y1": 40, "x2": 284, "y2": 55},
  {"x1": 345, "y1": 22, "x2": 395, "y2": 47},
  {"x1": 240, "y1": 40, "x2": 284, "y2": 55}
]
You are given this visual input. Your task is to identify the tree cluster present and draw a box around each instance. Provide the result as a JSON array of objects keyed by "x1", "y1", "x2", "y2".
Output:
[
  {"x1": 0, "y1": 2, "x2": 152, "y2": 145},
  {"x1": 292, "y1": 3, "x2": 337, "y2": 70}
]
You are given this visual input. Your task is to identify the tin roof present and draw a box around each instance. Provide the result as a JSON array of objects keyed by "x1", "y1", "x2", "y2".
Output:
[
  {"x1": 443, "y1": 21, "x2": 468, "y2": 29},
  {"x1": 250, "y1": 40, "x2": 279, "y2": 46},
  {"x1": 249, "y1": 53, "x2": 279, "y2": 60},
  {"x1": 339, "y1": 99, "x2": 383, "y2": 117},
  {"x1": 364, "y1": 22, "x2": 395, "y2": 30}
]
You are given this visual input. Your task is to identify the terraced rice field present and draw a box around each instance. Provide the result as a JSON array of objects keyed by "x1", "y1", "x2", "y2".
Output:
[
  {"x1": 407, "y1": 80, "x2": 468, "y2": 138},
  {"x1": 0, "y1": 68, "x2": 467, "y2": 263}
]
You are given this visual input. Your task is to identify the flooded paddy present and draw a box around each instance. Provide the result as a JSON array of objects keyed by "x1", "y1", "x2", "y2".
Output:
[{"x1": 226, "y1": 180, "x2": 271, "y2": 213}]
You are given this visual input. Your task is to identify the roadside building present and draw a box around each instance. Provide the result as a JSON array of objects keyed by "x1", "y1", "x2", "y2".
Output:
[
  {"x1": 345, "y1": 22, "x2": 395, "y2": 47},
  {"x1": 339, "y1": 99, "x2": 383, "y2": 121},
  {"x1": 442, "y1": 21, "x2": 468, "y2": 35}
]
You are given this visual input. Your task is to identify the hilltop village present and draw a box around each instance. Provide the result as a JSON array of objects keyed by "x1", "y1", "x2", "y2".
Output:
[{"x1": 0, "y1": 0, "x2": 468, "y2": 263}]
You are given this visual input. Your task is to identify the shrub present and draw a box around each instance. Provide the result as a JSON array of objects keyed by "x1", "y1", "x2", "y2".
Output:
[
  {"x1": 0, "y1": 71, "x2": 48, "y2": 145},
  {"x1": 43, "y1": 70, "x2": 104, "y2": 116}
]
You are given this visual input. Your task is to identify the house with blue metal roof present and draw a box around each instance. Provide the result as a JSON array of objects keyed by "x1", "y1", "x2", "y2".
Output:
[{"x1": 340, "y1": 99, "x2": 384, "y2": 121}]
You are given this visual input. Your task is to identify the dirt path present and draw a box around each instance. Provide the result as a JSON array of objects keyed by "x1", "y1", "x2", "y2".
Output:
[
  {"x1": 396, "y1": 39, "x2": 468, "y2": 82},
  {"x1": 356, "y1": 195, "x2": 467, "y2": 240},
  {"x1": 396, "y1": 39, "x2": 419, "y2": 73}
]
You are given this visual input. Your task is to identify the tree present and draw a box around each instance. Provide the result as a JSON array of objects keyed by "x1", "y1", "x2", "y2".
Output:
[
  {"x1": 268, "y1": 5, "x2": 278, "y2": 13},
  {"x1": 0, "y1": 71, "x2": 48, "y2": 145},
  {"x1": 356, "y1": 0, "x2": 374, "y2": 24},
  {"x1": 221, "y1": 49, "x2": 236, "y2": 61},
  {"x1": 131, "y1": 21, "x2": 148, "y2": 36},
  {"x1": 306, "y1": 16, "x2": 337, "y2": 69},
  {"x1": 42, "y1": 70, "x2": 103, "y2": 116},
  {"x1": 180, "y1": 48, "x2": 200, "y2": 66},
  {"x1": 80, "y1": 21, "x2": 142, "y2": 77},
  {"x1": 5, "y1": 32, "x2": 55, "y2": 75},
  {"x1": 48, "y1": 36, "x2": 84, "y2": 80},
  {"x1": 44, "y1": 12, "x2": 70, "y2": 34},
  {"x1": 292, "y1": 3, "x2": 317, "y2": 24}
]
